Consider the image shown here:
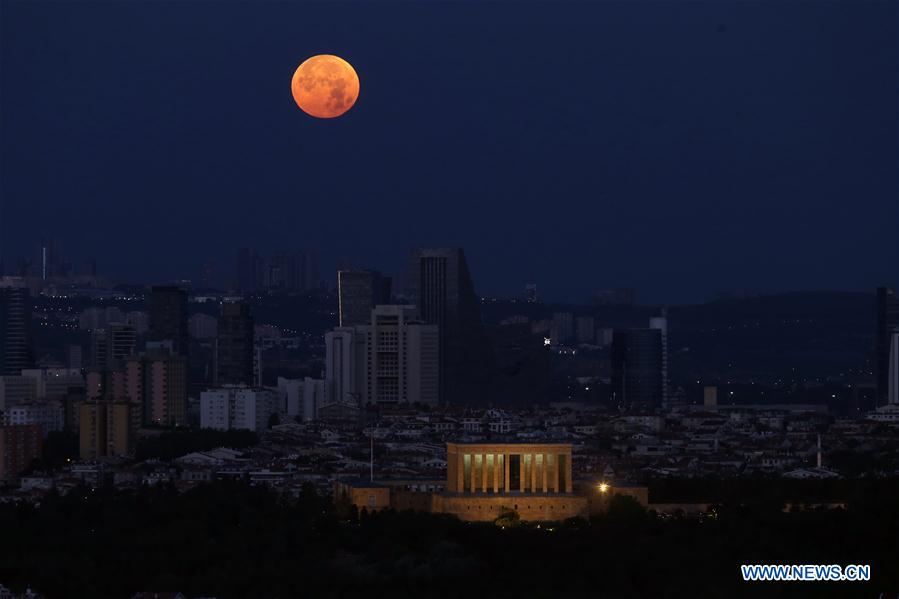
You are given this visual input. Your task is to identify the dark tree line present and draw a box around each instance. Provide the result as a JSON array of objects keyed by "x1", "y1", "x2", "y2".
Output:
[
  {"x1": 648, "y1": 476, "x2": 899, "y2": 504},
  {"x1": 1, "y1": 480, "x2": 897, "y2": 598}
]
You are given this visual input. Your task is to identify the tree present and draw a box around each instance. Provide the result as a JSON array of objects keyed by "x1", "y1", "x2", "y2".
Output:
[
  {"x1": 606, "y1": 494, "x2": 648, "y2": 526},
  {"x1": 494, "y1": 507, "x2": 521, "y2": 528}
]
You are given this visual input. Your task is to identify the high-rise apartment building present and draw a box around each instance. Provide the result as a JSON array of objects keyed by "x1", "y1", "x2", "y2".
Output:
[
  {"x1": 105, "y1": 402, "x2": 134, "y2": 456},
  {"x1": 126, "y1": 350, "x2": 187, "y2": 426},
  {"x1": 2, "y1": 401, "x2": 64, "y2": 437},
  {"x1": 200, "y1": 387, "x2": 275, "y2": 432},
  {"x1": 216, "y1": 302, "x2": 254, "y2": 386},
  {"x1": 0, "y1": 424, "x2": 42, "y2": 481},
  {"x1": 79, "y1": 369, "x2": 135, "y2": 458},
  {"x1": 278, "y1": 376, "x2": 325, "y2": 420},
  {"x1": 79, "y1": 402, "x2": 107, "y2": 460},
  {"x1": 148, "y1": 286, "x2": 189, "y2": 355}
]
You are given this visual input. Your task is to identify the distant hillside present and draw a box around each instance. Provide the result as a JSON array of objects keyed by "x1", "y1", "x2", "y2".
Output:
[
  {"x1": 481, "y1": 291, "x2": 875, "y2": 383},
  {"x1": 668, "y1": 291, "x2": 873, "y2": 382}
]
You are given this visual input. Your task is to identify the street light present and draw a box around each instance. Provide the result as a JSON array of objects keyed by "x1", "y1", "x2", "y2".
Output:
[{"x1": 598, "y1": 482, "x2": 609, "y2": 494}]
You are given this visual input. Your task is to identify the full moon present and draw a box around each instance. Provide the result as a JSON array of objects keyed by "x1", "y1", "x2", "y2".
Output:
[{"x1": 291, "y1": 55, "x2": 360, "y2": 119}]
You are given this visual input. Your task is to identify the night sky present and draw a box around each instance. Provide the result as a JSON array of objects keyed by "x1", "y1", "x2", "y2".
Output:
[{"x1": 1, "y1": 0, "x2": 896, "y2": 303}]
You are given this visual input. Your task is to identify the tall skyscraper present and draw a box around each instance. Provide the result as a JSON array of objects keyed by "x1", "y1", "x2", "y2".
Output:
[
  {"x1": 325, "y1": 305, "x2": 439, "y2": 406},
  {"x1": 338, "y1": 270, "x2": 391, "y2": 327},
  {"x1": 410, "y1": 248, "x2": 491, "y2": 404},
  {"x1": 875, "y1": 287, "x2": 899, "y2": 405},
  {"x1": 324, "y1": 328, "x2": 358, "y2": 405},
  {"x1": 611, "y1": 328, "x2": 663, "y2": 409},
  {"x1": 148, "y1": 286, "x2": 189, "y2": 355},
  {"x1": 0, "y1": 285, "x2": 34, "y2": 375},
  {"x1": 649, "y1": 311, "x2": 669, "y2": 406},
  {"x1": 216, "y1": 301, "x2": 254, "y2": 386}
]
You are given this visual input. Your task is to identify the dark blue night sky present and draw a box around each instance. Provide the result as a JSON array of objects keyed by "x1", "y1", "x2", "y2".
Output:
[{"x1": 1, "y1": 0, "x2": 896, "y2": 302}]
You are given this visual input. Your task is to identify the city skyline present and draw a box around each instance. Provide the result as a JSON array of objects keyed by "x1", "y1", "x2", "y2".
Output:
[
  {"x1": 3, "y1": 237, "x2": 897, "y2": 307},
  {"x1": 1, "y1": 0, "x2": 897, "y2": 595}
]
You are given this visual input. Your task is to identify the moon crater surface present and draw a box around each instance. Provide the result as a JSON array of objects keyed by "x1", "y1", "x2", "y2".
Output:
[{"x1": 291, "y1": 55, "x2": 360, "y2": 119}]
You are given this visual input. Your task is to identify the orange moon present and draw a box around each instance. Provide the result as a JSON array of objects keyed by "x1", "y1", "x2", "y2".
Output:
[{"x1": 291, "y1": 55, "x2": 360, "y2": 119}]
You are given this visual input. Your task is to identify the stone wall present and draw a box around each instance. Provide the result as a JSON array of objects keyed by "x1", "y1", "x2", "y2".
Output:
[{"x1": 433, "y1": 493, "x2": 588, "y2": 522}]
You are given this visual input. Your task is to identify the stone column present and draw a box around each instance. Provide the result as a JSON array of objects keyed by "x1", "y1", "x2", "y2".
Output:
[
  {"x1": 519, "y1": 455, "x2": 525, "y2": 492},
  {"x1": 492, "y1": 455, "x2": 499, "y2": 493},
  {"x1": 565, "y1": 451, "x2": 573, "y2": 493},
  {"x1": 530, "y1": 454, "x2": 536, "y2": 492},
  {"x1": 504, "y1": 452, "x2": 510, "y2": 493},
  {"x1": 553, "y1": 454, "x2": 560, "y2": 493},
  {"x1": 457, "y1": 452, "x2": 465, "y2": 493},
  {"x1": 481, "y1": 454, "x2": 488, "y2": 493},
  {"x1": 542, "y1": 454, "x2": 548, "y2": 493}
]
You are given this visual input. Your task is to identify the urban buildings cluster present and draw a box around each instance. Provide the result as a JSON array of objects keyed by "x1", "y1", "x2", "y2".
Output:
[{"x1": 1, "y1": 245, "x2": 898, "y2": 522}]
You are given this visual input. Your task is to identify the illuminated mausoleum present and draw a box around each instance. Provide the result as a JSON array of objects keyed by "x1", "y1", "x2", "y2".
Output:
[
  {"x1": 433, "y1": 443, "x2": 588, "y2": 521},
  {"x1": 333, "y1": 442, "x2": 644, "y2": 522}
]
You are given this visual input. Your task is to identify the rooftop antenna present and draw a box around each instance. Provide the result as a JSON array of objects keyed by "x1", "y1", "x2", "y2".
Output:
[{"x1": 370, "y1": 427, "x2": 374, "y2": 482}]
